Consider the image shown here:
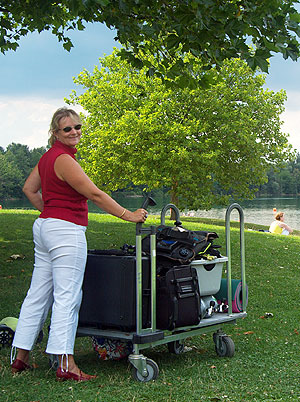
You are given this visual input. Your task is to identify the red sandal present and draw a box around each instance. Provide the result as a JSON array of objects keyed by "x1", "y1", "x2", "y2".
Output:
[
  {"x1": 11, "y1": 359, "x2": 32, "y2": 374},
  {"x1": 56, "y1": 367, "x2": 97, "y2": 382}
]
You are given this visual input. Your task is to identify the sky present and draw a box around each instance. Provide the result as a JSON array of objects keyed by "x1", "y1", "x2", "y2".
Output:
[{"x1": 0, "y1": 22, "x2": 300, "y2": 152}]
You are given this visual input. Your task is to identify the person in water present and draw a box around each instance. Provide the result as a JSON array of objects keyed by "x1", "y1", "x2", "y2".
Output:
[{"x1": 269, "y1": 211, "x2": 293, "y2": 235}]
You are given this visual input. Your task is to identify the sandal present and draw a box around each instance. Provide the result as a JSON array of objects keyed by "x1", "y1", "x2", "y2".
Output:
[
  {"x1": 56, "y1": 367, "x2": 97, "y2": 382},
  {"x1": 11, "y1": 359, "x2": 32, "y2": 374}
]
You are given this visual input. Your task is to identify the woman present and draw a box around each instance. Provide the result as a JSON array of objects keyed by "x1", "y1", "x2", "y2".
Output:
[
  {"x1": 269, "y1": 211, "x2": 293, "y2": 235},
  {"x1": 11, "y1": 107, "x2": 147, "y2": 381}
]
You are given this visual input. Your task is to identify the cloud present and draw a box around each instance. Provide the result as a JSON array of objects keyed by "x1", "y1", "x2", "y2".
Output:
[
  {"x1": 281, "y1": 90, "x2": 300, "y2": 152},
  {"x1": 0, "y1": 96, "x2": 84, "y2": 149}
]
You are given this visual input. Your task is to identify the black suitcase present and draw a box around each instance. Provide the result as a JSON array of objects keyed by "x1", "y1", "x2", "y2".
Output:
[
  {"x1": 156, "y1": 265, "x2": 201, "y2": 330},
  {"x1": 78, "y1": 250, "x2": 151, "y2": 331}
]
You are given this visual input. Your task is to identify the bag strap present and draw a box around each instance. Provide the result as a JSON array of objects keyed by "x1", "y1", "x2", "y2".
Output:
[{"x1": 157, "y1": 226, "x2": 207, "y2": 246}]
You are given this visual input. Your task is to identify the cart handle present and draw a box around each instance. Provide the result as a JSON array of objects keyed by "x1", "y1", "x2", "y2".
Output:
[
  {"x1": 135, "y1": 195, "x2": 157, "y2": 335},
  {"x1": 141, "y1": 195, "x2": 156, "y2": 210},
  {"x1": 225, "y1": 203, "x2": 247, "y2": 314},
  {"x1": 136, "y1": 195, "x2": 157, "y2": 235},
  {"x1": 160, "y1": 203, "x2": 181, "y2": 226}
]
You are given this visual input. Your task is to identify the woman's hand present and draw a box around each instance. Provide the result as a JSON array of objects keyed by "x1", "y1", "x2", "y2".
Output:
[{"x1": 123, "y1": 208, "x2": 148, "y2": 223}]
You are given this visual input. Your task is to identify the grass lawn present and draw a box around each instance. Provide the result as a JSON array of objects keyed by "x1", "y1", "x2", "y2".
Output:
[{"x1": 1, "y1": 209, "x2": 300, "y2": 402}]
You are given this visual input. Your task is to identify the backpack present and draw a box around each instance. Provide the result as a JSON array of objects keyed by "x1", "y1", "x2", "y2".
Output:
[{"x1": 142, "y1": 224, "x2": 221, "y2": 266}]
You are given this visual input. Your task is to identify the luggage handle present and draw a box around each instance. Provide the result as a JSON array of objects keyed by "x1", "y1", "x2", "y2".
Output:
[
  {"x1": 171, "y1": 276, "x2": 194, "y2": 284},
  {"x1": 136, "y1": 195, "x2": 157, "y2": 235},
  {"x1": 177, "y1": 292, "x2": 197, "y2": 299},
  {"x1": 174, "y1": 280, "x2": 197, "y2": 298}
]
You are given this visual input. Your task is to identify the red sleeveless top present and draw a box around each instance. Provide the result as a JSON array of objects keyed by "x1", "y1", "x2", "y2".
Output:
[{"x1": 38, "y1": 140, "x2": 88, "y2": 226}]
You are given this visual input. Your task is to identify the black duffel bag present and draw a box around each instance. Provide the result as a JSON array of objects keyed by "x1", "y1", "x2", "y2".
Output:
[{"x1": 142, "y1": 224, "x2": 221, "y2": 266}]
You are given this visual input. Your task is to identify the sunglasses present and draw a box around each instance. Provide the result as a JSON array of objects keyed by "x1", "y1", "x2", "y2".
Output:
[{"x1": 59, "y1": 124, "x2": 82, "y2": 133}]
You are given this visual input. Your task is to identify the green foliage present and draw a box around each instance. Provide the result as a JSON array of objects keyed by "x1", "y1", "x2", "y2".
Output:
[
  {"x1": 5, "y1": 143, "x2": 31, "y2": 178},
  {"x1": 1, "y1": 210, "x2": 300, "y2": 401},
  {"x1": 0, "y1": 144, "x2": 46, "y2": 200},
  {"x1": 67, "y1": 51, "x2": 293, "y2": 210},
  {"x1": 1, "y1": 1, "x2": 300, "y2": 85},
  {"x1": 0, "y1": 153, "x2": 23, "y2": 198},
  {"x1": 258, "y1": 153, "x2": 300, "y2": 196}
]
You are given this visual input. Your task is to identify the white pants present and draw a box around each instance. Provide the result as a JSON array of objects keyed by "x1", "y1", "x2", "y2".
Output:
[{"x1": 12, "y1": 218, "x2": 87, "y2": 355}]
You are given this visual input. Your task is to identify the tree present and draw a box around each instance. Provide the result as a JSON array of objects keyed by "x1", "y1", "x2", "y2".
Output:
[
  {"x1": 1, "y1": 1, "x2": 300, "y2": 85},
  {"x1": 67, "y1": 50, "x2": 294, "y2": 209},
  {"x1": 0, "y1": 144, "x2": 46, "y2": 200},
  {"x1": 29, "y1": 146, "x2": 47, "y2": 167},
  {"x1": 0, "y1": 153, "x2": 23, "y2": 199},
  {"x1": 4, "y1": 143, "x2": 46, "y2": 177},
  {"x1": 5, "y1": 143, "x2": 32, "y2": 178},
  {"x1": 262, "y1": 153, "x2": 300, "y2": 196}
]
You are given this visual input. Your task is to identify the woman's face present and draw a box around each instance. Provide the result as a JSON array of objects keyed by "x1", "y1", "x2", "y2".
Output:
[{"x1": 55, "y1": 116, "x2": 82, "y2": 148}]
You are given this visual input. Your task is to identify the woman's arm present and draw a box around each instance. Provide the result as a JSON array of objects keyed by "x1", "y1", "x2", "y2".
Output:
[
  {"x1": 22, "y1": 165, "x2": 44, "y2": 212},
  {"x1": 54, "y1": 154, "x2": 146, "y2": 223},
  {"x1": 278, "y1": 221, "x2": 293, "y2": 233}
]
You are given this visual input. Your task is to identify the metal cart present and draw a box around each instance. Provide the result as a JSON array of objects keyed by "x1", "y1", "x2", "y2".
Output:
[{"x1": 69, "y1": 198, "x2": 247, "y2": 382}]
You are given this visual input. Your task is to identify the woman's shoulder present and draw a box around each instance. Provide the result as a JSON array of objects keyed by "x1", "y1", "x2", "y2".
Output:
[{"x1": 269, "y1": 220, "x2": 279, "y2": 230}]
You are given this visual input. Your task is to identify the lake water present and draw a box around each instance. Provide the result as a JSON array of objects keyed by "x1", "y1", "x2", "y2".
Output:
[
  {"x1": 193, "y1": 197, "x2": 300, "y2": 230},
  {"x1": 1, "y1": 196, "x2": 300, "y2": 230}
]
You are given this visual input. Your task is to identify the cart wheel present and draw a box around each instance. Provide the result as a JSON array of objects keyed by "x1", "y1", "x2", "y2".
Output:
[
  {"x1": 49, "y1": 354, "x2": 59, "y2": 370},
  {"x1": 215, "y1": 336, "x2": 235, "y2": 357},
  {"x1": 131, "y1": 358, "x2": 159, "y2": 382},
  {"x1": 168, "y1": 340, "x2": 185, "y2": 355},
  {"x1": 0, "y1": 325, "x2": 14, "y2": 348}
]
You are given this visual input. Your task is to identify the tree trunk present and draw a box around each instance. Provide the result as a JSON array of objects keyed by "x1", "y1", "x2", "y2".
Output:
[{"x1": 170, "y1": 184, "x2": 179, "y2": 221}]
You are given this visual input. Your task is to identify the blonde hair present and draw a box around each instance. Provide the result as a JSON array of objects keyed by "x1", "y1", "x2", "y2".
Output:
[
  {"x1": 48, "y1": 107, "x2": 81, "y2": 146},
  {"x1": 275, "y1": 212, "x2": 284, "y2": 221}
]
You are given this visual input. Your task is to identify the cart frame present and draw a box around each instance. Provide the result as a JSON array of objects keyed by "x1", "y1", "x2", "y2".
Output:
[{"x1": 73, "y1": 201, "x2": 248, "y2": 381}]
